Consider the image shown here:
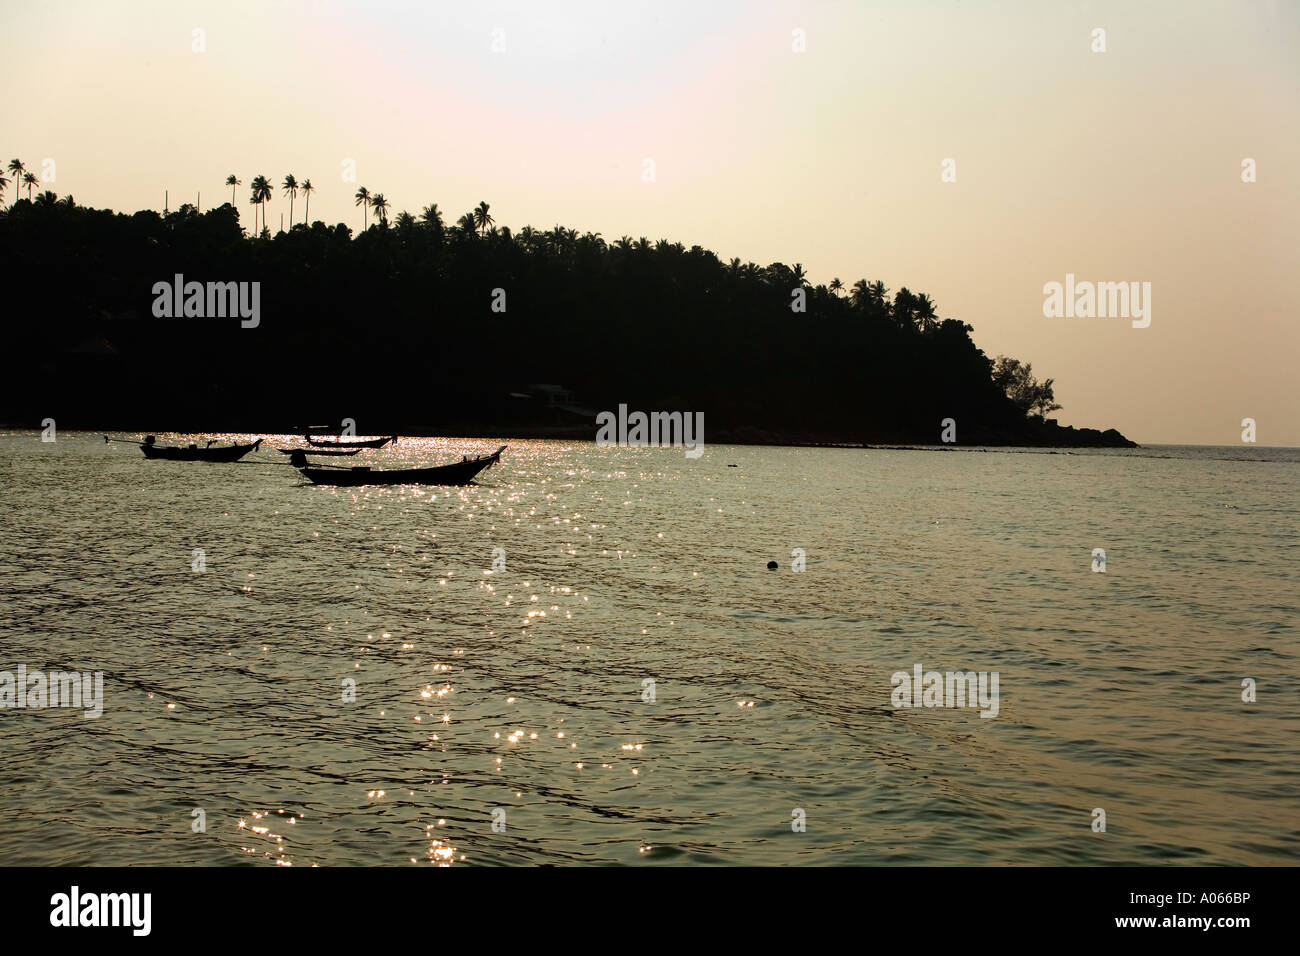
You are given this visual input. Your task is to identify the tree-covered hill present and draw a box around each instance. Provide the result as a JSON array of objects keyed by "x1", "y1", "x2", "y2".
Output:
[{"x1": 0, "y1": 195, "x2": 1134, "y2": 447}]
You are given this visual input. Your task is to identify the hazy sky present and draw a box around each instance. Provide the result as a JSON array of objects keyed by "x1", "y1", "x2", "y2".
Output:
[{"x1": 3, "y1": 0, "x2": 1297, "y2": 444}]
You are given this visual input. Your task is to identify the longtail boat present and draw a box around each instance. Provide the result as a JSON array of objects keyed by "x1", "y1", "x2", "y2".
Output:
[
  {"x1": 289, "y1": 445, "x2": 505, "y2": 486},
  {"x1": 113, "y1": 435, "x2": 264, "y2": 462},
  {"x1": 278, "y1": 446, "x2": 361, "y2": 457},
  {"x1": 304, "y1": 432, "x2": 396, "y2": 449}
]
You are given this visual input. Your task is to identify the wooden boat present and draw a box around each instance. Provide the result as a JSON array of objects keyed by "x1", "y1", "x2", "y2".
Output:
[
  {"x1": 289, "y1": 446, "x2": 505, "y2": 486},
  {"x1": 136, "y1": 436, "x2": 263, "y2": 462},
  {"x1": 304, "y1": 432, "x2": 396, "y2": 449},
  {"x1": 279, "y1": 446, "x2": 361, "y2": 457}
]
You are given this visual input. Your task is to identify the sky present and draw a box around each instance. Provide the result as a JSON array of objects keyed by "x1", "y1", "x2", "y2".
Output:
[{"x1": 2, "y1": 0, "x2": 1297, "y2": 445}]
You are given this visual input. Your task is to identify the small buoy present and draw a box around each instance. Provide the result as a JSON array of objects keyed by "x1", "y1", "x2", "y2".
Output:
[{"x1": 766, "y1": 560, "x2": 778, "y2": 570}]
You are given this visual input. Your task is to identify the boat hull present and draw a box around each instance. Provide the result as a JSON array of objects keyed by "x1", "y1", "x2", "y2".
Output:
[{"x1": 297, "y1": 449, "x2": 503, "y2": 486}]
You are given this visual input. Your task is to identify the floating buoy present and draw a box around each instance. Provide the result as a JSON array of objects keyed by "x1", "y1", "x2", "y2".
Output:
[{"x1": 766, "y1": 560, "x2": 778, "y2": 570}]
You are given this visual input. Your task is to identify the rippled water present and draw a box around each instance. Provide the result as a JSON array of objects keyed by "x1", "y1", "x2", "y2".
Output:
[{"x1": 1, "y1": 432, "x2": 1296, "y2": 865}]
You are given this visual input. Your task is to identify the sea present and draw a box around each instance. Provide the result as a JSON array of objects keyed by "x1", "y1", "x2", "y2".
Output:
[{"x1": 0, "y1": 431, "x2": 1295, "y2": 865}]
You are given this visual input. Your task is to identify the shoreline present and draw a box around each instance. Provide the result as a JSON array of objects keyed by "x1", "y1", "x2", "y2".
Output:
[{"x1": 3, "y1": 421, "x2": 1147, "y2": 451}]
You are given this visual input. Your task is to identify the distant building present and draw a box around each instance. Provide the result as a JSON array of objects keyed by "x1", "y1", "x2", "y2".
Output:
[
  {"x1": 68, "y1": 335, "x2": 119, "y2": 356},
  {"x1": 506, "y1": 383, "x2": 595, "y2": 425},
  {"x1": 526, "y1": 384, "x2": 575, "y2": 407}
]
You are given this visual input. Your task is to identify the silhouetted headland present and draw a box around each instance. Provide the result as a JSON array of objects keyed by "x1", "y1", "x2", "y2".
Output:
[{"x1": 0, "y1": 196, "x2": 1135, "y2": 448}]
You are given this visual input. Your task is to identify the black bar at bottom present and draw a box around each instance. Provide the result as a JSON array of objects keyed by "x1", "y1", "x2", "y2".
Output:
[{"x1": 6, "y1": 865, "x2": 1285, "y2": 942}]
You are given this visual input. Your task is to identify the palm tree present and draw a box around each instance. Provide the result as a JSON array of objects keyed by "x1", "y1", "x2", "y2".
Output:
[
  {"x1": 914, "y1": 292, "x2": 939, "y2": 333},
  {"x1": 250, "y1": 175, "x2": 272, "y2": 234},
  {"x1": 369, "y1": 193, "x2": 389, "y2": 226},
  {"x1": 456, "y1": 212, "x2": 476, "y2": 237},
  {"x1": 300, "y1": 179, "x2": 313, "y2": 224},
  {"x1": 282, "y1": 174, "x2": 298, "y2": 228},
  {"x1": 850, "y1": 279, "x2": 870, "y2": 308},
  {"x1": 225, "y1": 174, "x2": 241, "y2": 206},
  {"x1": 22, "y1": 171, "x2": 38, "y2": 200},
  {"x1": 355, "y1": 187, "x2": 370, "y2": 230},
  {"x1": 892, "y1": 287, "x2": 917, "y2": 330},
  {"x1": 829, "y1": 277, "x2": 844, "y2": 297},
  {"x1": 7, "y1": 160, "x2": 25, "y2": 200},
  {"x1": 257, "y1": 176, "x2": 272, "y2": 228},
  {"x1": 791, "y1": 263, "x2": 808, "y2": 286},
  {"x1": 421, "y1": 203, "x2": 445, "y2": 247},
  {"x1": 0, "y1": 170, "x2": 8, "y2": 204},
  {"x1": 473, "y1": 200, "x2": 494, "y2": 235}
]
